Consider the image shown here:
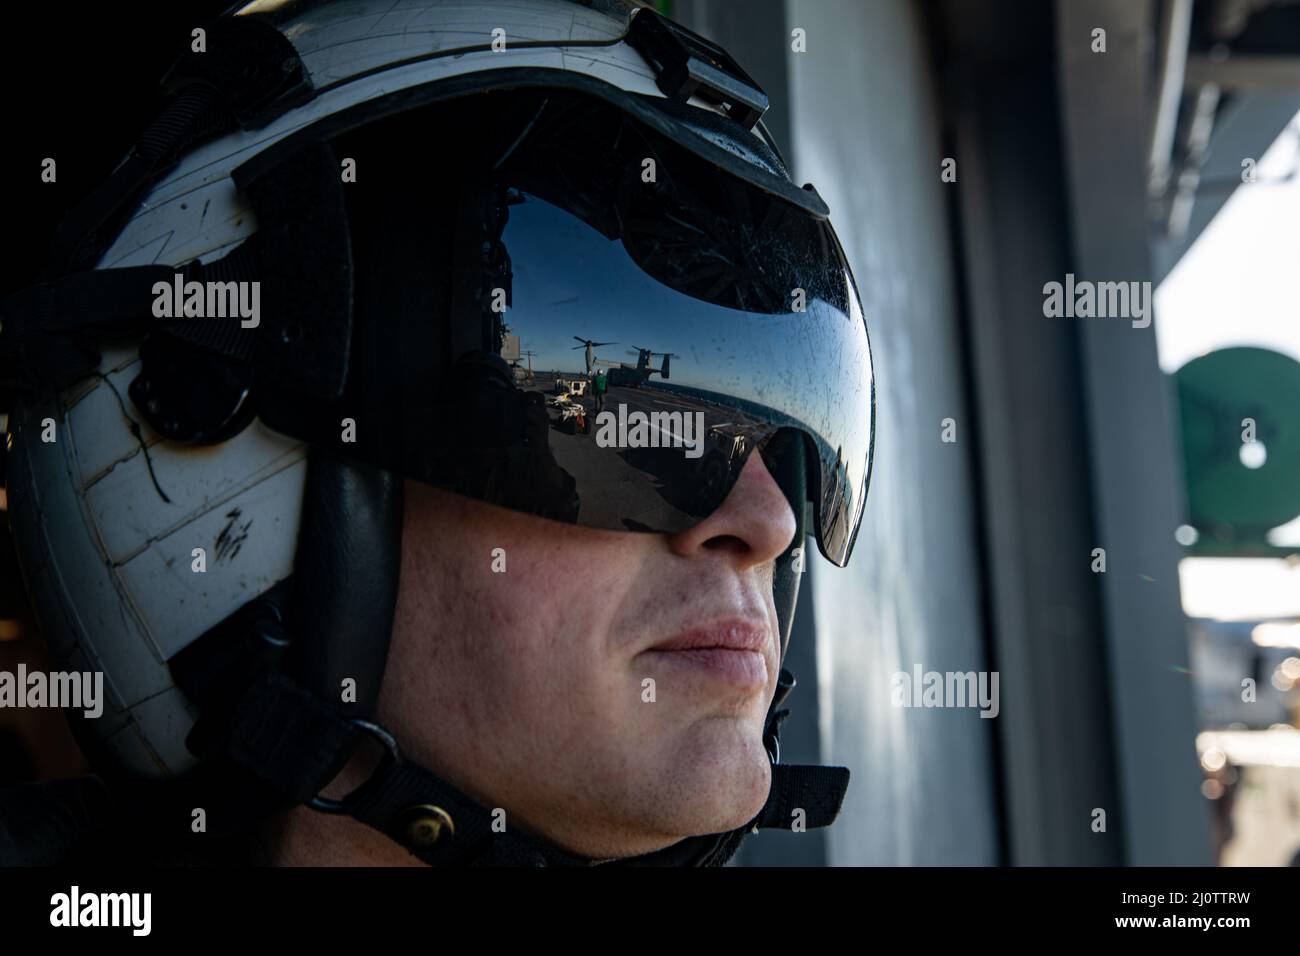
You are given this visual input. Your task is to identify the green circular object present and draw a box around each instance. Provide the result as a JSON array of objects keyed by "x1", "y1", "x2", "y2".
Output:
[{"x1": 1175, "y1": 346, "x2": 1300, "y2": 533}]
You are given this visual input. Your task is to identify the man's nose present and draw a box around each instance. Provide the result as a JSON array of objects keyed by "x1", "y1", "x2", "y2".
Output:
[{"x1": 666, "y1": 451, "x2": 797, "y2": 569}]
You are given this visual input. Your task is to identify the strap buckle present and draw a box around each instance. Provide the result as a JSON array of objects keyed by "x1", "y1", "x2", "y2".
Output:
[
  {"x1": 763, "y1": 668, "x2": 797, "y2": 764},
  {"x1": 307, "y1": 719, "x2": 401, "y2": 814}
]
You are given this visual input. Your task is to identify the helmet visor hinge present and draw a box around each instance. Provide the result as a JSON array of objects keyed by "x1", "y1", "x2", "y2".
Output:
[{"x1": 624, "y1": 8, "x2": 769, "y2": 130}]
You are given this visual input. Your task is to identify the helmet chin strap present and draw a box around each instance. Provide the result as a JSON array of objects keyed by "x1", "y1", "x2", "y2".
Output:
[
  {"x1": 177, "y1": 451, "x2": 848, "y2": 865},
  {"x1": 193, "y1": 665, "x2": 847, "y2": 866}
]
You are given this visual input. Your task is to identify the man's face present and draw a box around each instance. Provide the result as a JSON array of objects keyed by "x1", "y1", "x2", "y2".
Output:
[{"x1": 379, "y1": 452, "x2": 797, "y2": 859}]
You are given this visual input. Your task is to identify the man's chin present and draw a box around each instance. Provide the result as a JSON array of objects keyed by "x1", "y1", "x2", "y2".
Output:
[{"x1": 659, "y1": 725, "x2": 773, "y2": 833}]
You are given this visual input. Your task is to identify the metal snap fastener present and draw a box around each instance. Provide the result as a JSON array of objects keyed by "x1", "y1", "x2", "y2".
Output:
[{"x1": 399, "y1": 804, "x2": 455, "y2": 849}]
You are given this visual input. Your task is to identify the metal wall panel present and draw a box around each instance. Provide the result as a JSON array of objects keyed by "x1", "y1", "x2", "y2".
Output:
[
  {"x1": 1055, "y1": 0, "x2": 1211, "y2": 865},
  {"x1": 784, "y1": 0, "x2": 998, "y2": 865}
]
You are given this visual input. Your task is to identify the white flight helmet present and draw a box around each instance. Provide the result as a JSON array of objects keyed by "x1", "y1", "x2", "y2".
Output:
[{"x1": 1, "y1": 0, "x2": 866, "y2": 866}]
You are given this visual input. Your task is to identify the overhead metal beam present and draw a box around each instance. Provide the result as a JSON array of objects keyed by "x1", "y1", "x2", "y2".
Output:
[
  {"x1": 1186, "y1": 54, "x2": 1300, "y2": 90},
  {"x1": 1148, "y1": 0, "x2": 1194, "y2": 198},
  {"x1": 1151, "y1": 90, "x2": 1300, "y2": 282}
]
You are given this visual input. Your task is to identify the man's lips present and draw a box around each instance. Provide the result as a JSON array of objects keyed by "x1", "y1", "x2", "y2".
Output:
[
  {"x1": 649, "y1": 621, "x2": 771, "y2": 653},
  {"x1": 643, "y1": 620, "x2": 772, "y2": 689}
]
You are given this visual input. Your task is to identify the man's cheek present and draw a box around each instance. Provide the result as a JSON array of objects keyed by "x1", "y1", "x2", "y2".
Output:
[{"x1": 468, "y1": 606, "x2": 579, "y2": 707}]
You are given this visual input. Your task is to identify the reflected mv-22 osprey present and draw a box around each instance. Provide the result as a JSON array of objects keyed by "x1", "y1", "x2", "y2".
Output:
[{"x1": 597, "y1": 346, "x2": 677, "y2": 388}]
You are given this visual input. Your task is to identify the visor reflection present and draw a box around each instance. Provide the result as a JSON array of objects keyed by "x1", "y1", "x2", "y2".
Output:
[{"x1": 454, "y1": 187, "x2": 872, "y2": 566}]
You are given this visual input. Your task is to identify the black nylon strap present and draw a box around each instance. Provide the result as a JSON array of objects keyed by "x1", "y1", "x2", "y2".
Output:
[
  {"x1": 344, "y1": 759, "x2": 593, "y2": 867},
  {"x1": 3, "y1": 208, "x2": 332, "y2": 396},
  {"x1": 2, "y1": 265, "x2": 173, "y2": 334},
  {"x1": 343, "y1": 753, "x2": 847, "y2": 866},
  {"x1": 757, "y1": 763, "x2": 851, "y2": 830},
  {"x1": 199, "y1": 661, "x2": 850, "y2": 865},
  {"x1": 165, "y1": 241, "x2": 263, "y2": 362},
  {"x1": 0, "y1": 265, "x2": 174, "y2": 395},
  {"x1": 0, "y1": 243, "x2": 267, "y2": 400},
  {"x1": 343, "y1": 756, "x2": 736, "y2": 867},
  {"x1": 219, "y1": 669, "x2": 362, "y2": 805},
  {"x1": 687, "y1": 764, "x2": 852, "y2": 865}
]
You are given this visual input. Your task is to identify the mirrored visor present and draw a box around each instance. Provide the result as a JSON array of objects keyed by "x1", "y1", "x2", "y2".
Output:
[{"x1": 327, "y1": 90, "x2": 875, "y2": 566}]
